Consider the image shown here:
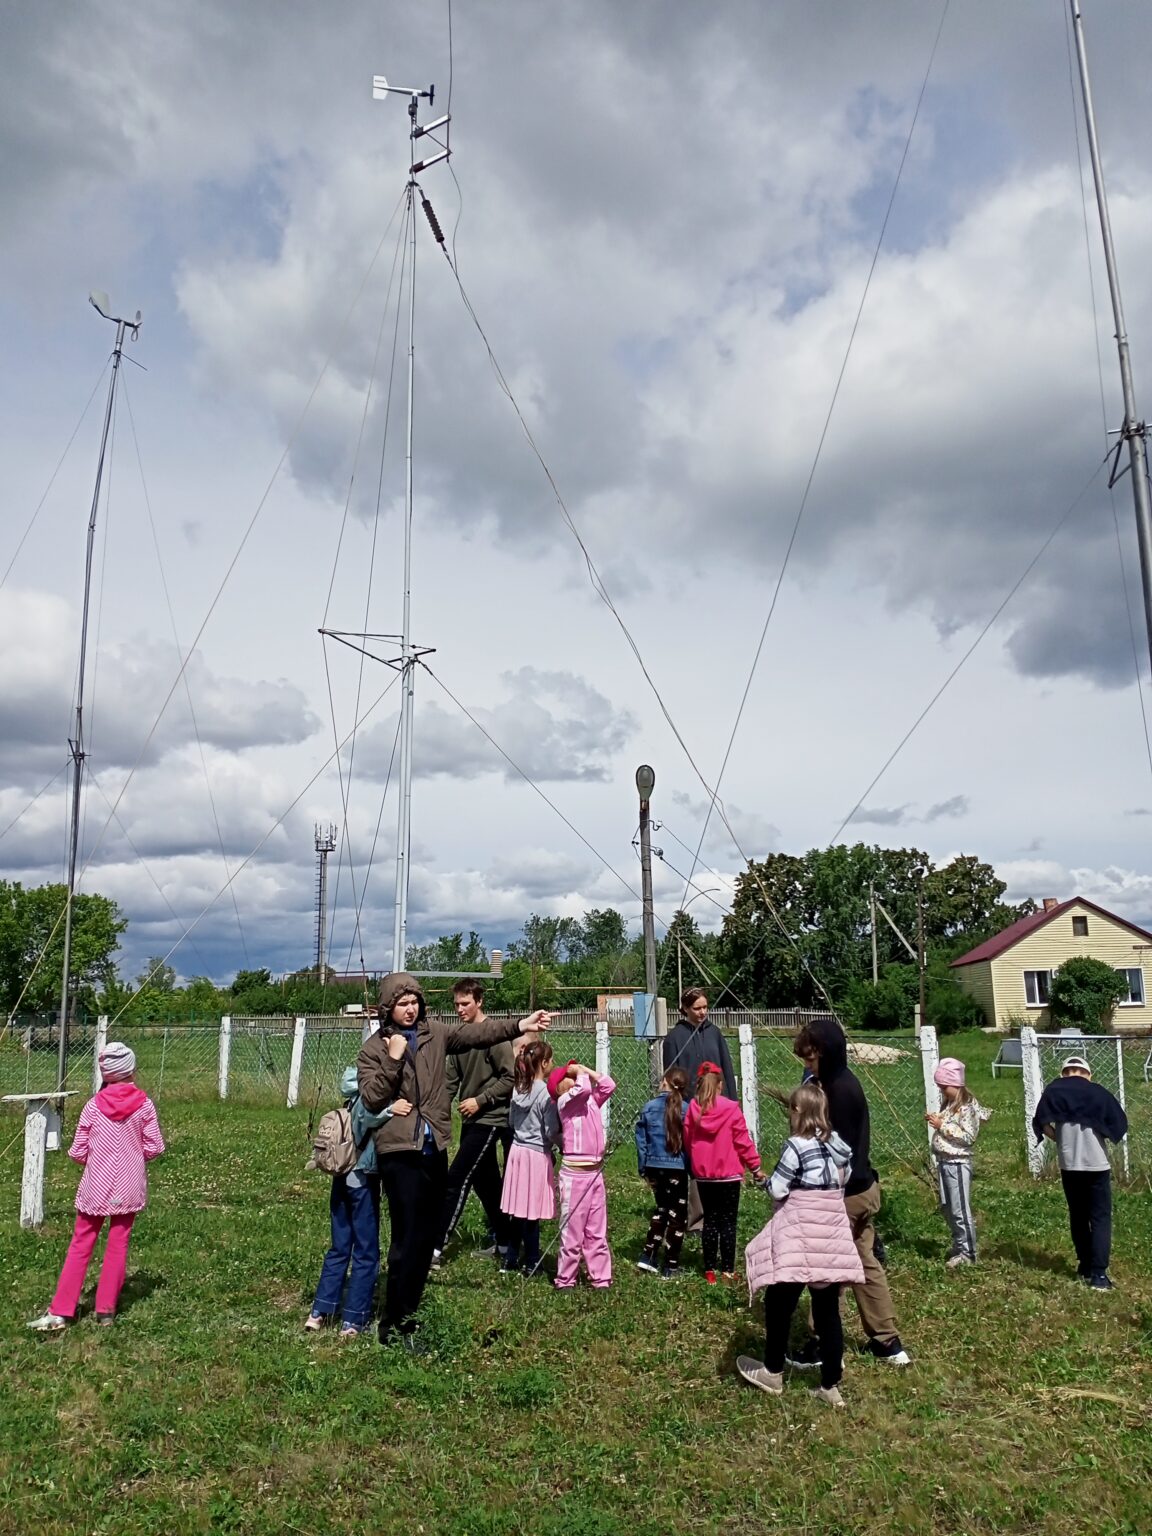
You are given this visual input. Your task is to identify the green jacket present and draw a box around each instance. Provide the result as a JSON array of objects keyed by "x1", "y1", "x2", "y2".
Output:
[{"x1": 446, "y1": 1033, "x2": 515, "y2": 1129}]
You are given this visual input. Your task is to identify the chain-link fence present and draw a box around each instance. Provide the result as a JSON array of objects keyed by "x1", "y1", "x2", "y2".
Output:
[{"x1": 1021, "y1": 1029, "x2": 1152, "y2": 1186}]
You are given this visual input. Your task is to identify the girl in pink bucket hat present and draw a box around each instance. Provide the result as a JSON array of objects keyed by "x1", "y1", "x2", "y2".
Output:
[{"x1": 925, "y1": 1057, "x2": 991, "y2": 1268}]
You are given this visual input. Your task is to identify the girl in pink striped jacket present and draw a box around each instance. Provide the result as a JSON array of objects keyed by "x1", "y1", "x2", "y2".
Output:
[
  {"x1": 27, "y1": 1043, "x2": 165, "y2": 1332},
  {"x1": 737, "y1": 1083, "x2": 863, "y2": 1409}
]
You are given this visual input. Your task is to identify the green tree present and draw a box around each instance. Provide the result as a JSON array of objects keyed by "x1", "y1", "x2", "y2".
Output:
[
  {"x1": 0, "y1": 880, "x2": 125, "y2": 1016},
  {"x1": 404, "y1": 931, "x2": 489, "y2": 973},
  {"x1": 1048, "y1": 957, "x2": 1127, "y2": 1035},
  {"x1": 136, "y1": 956, "x2": 177, "y2": 993}
]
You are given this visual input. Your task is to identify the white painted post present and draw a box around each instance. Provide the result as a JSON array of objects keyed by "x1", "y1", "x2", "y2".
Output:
[
  {"x1": 219, "y1": 1015, "x2": 232, "y2": 1101},
  {"x1": 739, "y1": 1022, "x2": 759, "y2": 1145},
  {"x1": 1020, "y1": 1026, "x2": 1046, "y2": 1177},
  {"x1": 287, "y1": 1017, "x2": 307, "y2": 1109},
  {"x1": 1115, "y1": 1036, "x2": 1130, "y2": 1180},
  {"x1": 919, "y1": 1024, "x2": 940, "y2": 1151},
  {"x1": 3, "y1": 1092, "x2": 76, "y2": 1229},
  {"x1": 92, "y1": 1014, "x2": 109, "y2": 1095},
  {"x1": 595, "y1": 1019, "x2": 611, "y2": 1138}
]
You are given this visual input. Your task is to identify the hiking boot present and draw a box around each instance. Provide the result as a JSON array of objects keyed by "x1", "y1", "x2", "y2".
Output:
[
  {"x1": 736, "y1": 1356, "x2": 783, "y2": 1396},
  {"x1": 864, "y1": 1336, "x2": 912, "y2": 1366},
  {"x1": 636, "y1": 1252, "x2": 660, "y2": 1274},
  {"x1": 785, "y1": 1338, "x2": 823, "y2": 1371},
  {"x1": 26, "y1": 1313, "x2": 67, "y2": 1333},
  {"x1": 811, "y1": 1385, "x2": 846, "y2": 1409}
]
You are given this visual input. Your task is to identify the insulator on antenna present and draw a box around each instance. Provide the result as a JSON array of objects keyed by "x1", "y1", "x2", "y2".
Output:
[{"x1": 421, "y1": 194, "x2": 446, "y2": 246}]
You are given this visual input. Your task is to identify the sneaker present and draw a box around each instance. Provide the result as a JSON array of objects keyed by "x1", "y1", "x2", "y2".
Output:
[
  {"x1": 303, "y1": 1313, "x2": 326, "y2": 1333},
  {"x1": 785, "y1": 1338, "x2": 823, "y2": 1372},
  {"x1": 473, "y1": 1240, "x2": 498, "y2": 1258},
  {"x1": 430, "y1": 1249, "x2": 443, "y2": 1271},
  {"x1": 636, "y1": 1253, "x2": 660, "y2": 1274},
  {"x1": 945, "y1": 1254, "x2": 973, "y2": 1270},
  {"x1": 498, "y1": 1260, "x2": 519, "y2": 1275},
  {"x1": 95, "y1": 1313, "x2": 115, "y2": 1327},
  {"x1": 865, "y1": 1336, "x2": 912, "y2": 1366},
  {"x1": 338, "y1": 1324, "x2": 365, "y2": 1338},
  {"x1": 1089, "y1": 1273, "x2": 1115, "y2": 1291},
  {"x1": 721, "y1": 1271, "x2": 740, "y2": 1284},
  {"x1": 27, "y1": 1313, "x2": 68, "y2": 1333},
  {"x1": 704, "y1": 1270, "x2": 718, "y2": 1286},
  {"x1": 736, "y1": 1356, "x2": 783, "y2": 1395},
  {"x1": 660, "y1": 1263, "x2": 681, "y2": 1281},
  {"x1": 811, "y1": 1385, "x2": 846, "y2": 1409},
  {"x1": 873, "y1": 1232, "x2": 889, "y2": 1270}
]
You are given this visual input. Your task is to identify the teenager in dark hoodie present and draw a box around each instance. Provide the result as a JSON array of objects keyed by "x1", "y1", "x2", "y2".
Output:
[
  {"x1": 1033, "y1": 1055, "x2": 1127, "y2": 1290},
  {"x1": 663, "y1": 989, "x2": 738, "y2": 1238},
  {"x1": 787, "y1": 1018, "x2": 911, "y2": 1367}
]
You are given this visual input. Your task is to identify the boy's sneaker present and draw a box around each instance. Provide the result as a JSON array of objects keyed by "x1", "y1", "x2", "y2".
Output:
[
  {"x1": 736, "y1": 1356, "x2": 783, "y2": 1395},
  {"x1": 785, "y1": 1338, "x2": 823, "y2": 1371},
  {"x1": 660, "y1": 1263, "x2": 681, "y2": 1281},
  {"x1": 26, "y1": 1313, "x2": 68, "y2": 1333},
  {"x1": 864, "y1": 1336, "x2": 912, "y2": 1366},
  {"x1": 811, "y1": 1385, "x2": 846, "y2": 1409},
  {"x1": 704, "y1": 1270, "x2": 718, "y2": 1285},
  {"x1": 498, "y1": 1258, "x2": 519, "y2": 1275},
  {"x1": 474, "y1": 1236, "x2": 499, "y2": 1257},
  {"x1": 873, "y1": 1232, "x2": 889, "y2": 1270},
  {"x1": 945, "y1": 1254, "x2": 973, "y2": 1269},
  {"x1": 1089, "y1": 1272, "x2": 1115, "y2": 1291},
  {"x1": 430, "y1": 1249, "x2": 443, "y2": 1271},
  {"x1": 636, "y1": 1252, "x2": 660, "y2": 1274}
]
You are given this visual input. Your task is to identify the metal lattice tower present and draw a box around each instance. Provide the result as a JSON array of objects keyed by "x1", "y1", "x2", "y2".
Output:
[{"x1": 314, "y1": 824, "x2": 338, "y2": 976}]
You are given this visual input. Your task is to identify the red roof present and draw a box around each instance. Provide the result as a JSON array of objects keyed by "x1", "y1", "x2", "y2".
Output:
[{"x1": 950, "y1": 897, "x2": 1152, "y2": 968}]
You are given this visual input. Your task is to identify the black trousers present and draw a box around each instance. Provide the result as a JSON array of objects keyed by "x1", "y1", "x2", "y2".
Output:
[
  {"x1": 378, "y1": 1149, "x2": 448, "y2": 1339},
  {"x1": 439, "y1": 1122, "x2": 511, "y2": 1249},
  {"x1": 1061, "y1": 1169, "x2": 1112, "y2": 1276},
  {"x1": 697, "y1": 1179, "x2": 741, "y2": 1273},
  {"x1": 765, "y1": 1282, "x2": 843, "y2": 1390},
  {"x1": 643, "y1": 1169, "x2": 689, "y2": 1266}
]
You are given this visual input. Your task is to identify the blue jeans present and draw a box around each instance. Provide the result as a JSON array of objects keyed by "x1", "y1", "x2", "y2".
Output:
[{"x1": 312, "y1": 1173, "x2": 382, "y2": 1330}]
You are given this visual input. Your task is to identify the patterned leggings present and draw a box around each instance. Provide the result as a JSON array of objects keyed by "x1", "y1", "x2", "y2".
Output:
[
  {"x1": 642, "y1": 1169, "x2": 688, "y2": 1266},
  {"x1": 698, "y1": 1179, "x2": 741, "y2": 1273}
]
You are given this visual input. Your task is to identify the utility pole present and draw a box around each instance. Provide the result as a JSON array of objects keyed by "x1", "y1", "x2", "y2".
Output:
[
  {"x1": 869, "y1": 883, "x2": 879, "y2": 986},
  {"x1": 1070, "y1": 1, "x2": 1152, "y2": 677},
  {"x1": 57, "y1": 294, "x2": 141, "y2": 1091},
  {"x1": 916, "y1": 884, "x2": 927, "y2": 1029},
  {"x1": 635, "y1": 766, "x2": 658, "y2": 1001}
]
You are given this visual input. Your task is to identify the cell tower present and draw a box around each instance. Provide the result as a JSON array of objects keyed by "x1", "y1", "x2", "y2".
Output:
[{"x1": 314, "y1": 824, "x2": 338, "y2": 976}]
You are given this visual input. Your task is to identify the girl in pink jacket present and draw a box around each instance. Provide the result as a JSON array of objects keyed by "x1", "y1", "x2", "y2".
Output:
[
  {"x1": 27, "y1": 1043, "x2": 165, "y2": 1332},
  {"x1": 551, "y1": 1061, "x2": 615, "y2": 1289},
  {"x1": 682, "y1": 1061, "x2": 761, "y2": 1283},
  {"x1": 737, "y1": 1083, "x2": 863, "y2": 1408}
]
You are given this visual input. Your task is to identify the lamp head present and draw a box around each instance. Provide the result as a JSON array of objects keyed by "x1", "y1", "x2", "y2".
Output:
[{"x1": 635, "y1": 764, "x2": 655, "y2": 799}]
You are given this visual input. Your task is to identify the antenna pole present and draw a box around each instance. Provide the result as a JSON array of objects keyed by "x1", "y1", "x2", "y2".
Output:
[
  {"x1": 1070, "y1": 0, "x2": 1152, "y2": 678},
  {"x1": 392, "y1": 100, "x2": 420, "y2": 973},
  {"x1": 58, "y1": 305, "x2": 139, "y2": 1090}
]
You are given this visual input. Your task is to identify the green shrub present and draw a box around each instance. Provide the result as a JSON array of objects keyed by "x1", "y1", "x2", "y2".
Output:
[{"x1": 1049, "y1": 956, "x2": 1127, "y2": 1035}]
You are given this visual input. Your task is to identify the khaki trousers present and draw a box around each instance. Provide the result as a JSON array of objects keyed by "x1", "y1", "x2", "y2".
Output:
[{"x1": 843, "y1": 1181, "x2": 899, "y2": 1346}]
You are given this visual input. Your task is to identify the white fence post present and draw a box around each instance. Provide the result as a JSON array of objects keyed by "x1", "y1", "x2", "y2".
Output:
[
  {"x1": 1020, "y1": 1026, "x2": 1046, "y2": 1177},
  {"x1": 739, "y1": 1022, "x2": 759, "y2": 1144},
  {"x1": 595, "y1": 1019, "x2": 611, "y2": 1138},
  {"x1": 919, "y1": 1024, "x2": 940, "y2": 1154},
  {"x1": 287, "y1": 1017, "x2": 307, "y2": 1109},
  {"x1": 1115, "y1": 1036, "x2": 1130, "y2": 1180},
  {"x1": 92, "y1": 1014, "x2": 109, "y2": 1095},
  {"x1": 219, "y1": 1015, "x2": 232, "y2": 1101},
  {"x1": 2, "y1": 1092, "x2": 74, "y2": 1228}
]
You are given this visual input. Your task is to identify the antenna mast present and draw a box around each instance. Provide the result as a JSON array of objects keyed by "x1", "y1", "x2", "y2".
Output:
[
  {"x1": 314, "y1": 823, "x2": 338, "y2": 975},
  {"x1": 57, "y1": 295, "x2": 141, "y2": 1090},
  {"x1": 1069, "y1": 0, "x2": 1152, "y2": 677}
]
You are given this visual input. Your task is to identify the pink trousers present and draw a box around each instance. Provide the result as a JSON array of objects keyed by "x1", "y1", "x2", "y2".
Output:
[
  {"x1": 51, "y1": 1211, "x2": 137, "y2": 1318},
  {"x1": 555, "y1": 1167, "x2": 611, "y2": 1288}
]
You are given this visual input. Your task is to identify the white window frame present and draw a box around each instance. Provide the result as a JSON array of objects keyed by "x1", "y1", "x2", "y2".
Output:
[
  {"x1": 1115, "y1": 967, "x2": 1145, "y2": 1007},
  {"x1": 1023, "y1": 969, "x2": 1055, "y2": 1008}
]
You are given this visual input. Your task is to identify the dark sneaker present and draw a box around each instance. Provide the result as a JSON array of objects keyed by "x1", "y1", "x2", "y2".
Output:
[
  {"x1": 865, "y1": 1336, "x2": 912, "y2": 1366},
  {"x1": 1089, "y1": 1273, "x2": 1115, "y2": 1291},
  {"x1": 430, "y1": 1249, "x2": 442, "y2": 1271},
  {"x1": 873, "y1": 1232, "x2": 889, "y2": 1270},
  {"x1": 474, "y1": 1239, "x2": 499, "y2": 1258},
  {"x1": 498, "y1": 1259, "x2": 519, "y2": 1275},
  {"x1": 785, "y1": 1338, "x2": 823, "y2": 1371},
  {"x1": 660, "y1": 1263, "x2": 681, "y2": 1281},
  {"x1": 636, "y1": 1252, "x2": 660, "y2": 1274}
]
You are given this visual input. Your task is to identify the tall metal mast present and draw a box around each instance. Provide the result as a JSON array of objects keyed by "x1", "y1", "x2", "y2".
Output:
[
  {"x1": 57, "y1": 294, "x2": 141, "y2": 1089},
  {"x1": 1069, "y1": 0, "x2": 1152, "y2": 677}
]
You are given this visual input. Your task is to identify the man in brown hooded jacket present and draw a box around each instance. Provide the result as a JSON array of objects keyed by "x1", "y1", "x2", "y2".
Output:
[{"x1": 357, "y1": 971, "x2": 548, "y2": 1345}]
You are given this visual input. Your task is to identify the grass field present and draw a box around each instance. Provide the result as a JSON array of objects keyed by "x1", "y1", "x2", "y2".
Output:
[{"x1": 2, "y1": 1032, "x2": 1151, "y2": 1536}]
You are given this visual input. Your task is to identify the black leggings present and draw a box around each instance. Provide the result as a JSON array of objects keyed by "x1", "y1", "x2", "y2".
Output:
[
  {"x1": 642, "y1": 1169, "x2": 688, "y2": 1266},
  {"x1": 765, "y1": 1282, "x2": 843, "y2": 1390},
  {"x1": 377, "y1": 1149, "x2": 448, "y2": 1340},
  {"x1": 697, "y1": 1179, "x2": 741, "y2": 1273}
]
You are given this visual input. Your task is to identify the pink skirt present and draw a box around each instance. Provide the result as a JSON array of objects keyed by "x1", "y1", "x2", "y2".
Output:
[{"x1": 501, "y1": 1144, "x2": 556, "y2": 1221}]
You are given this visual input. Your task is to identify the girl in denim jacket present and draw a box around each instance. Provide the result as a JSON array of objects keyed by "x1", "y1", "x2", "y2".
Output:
[{"x1": 634, "y1": 1067, "x2": 689, "y2": 1279}]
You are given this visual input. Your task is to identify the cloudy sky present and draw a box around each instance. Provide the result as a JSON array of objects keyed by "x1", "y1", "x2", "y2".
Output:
[{"x1": 4, "y1": 0, "x2": 1152, "y2": 995}]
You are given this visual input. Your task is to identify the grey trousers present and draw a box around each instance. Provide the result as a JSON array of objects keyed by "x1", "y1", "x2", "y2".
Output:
[{"x1": 938, "y1": 1160, "x2": 977, "y2": 1260}]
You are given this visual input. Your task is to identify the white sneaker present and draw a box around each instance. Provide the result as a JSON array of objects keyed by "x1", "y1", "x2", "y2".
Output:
[
  {"x1": 811, "y1": 1385, "x2": 846, "y2": 1409},
  {"x1": 945, "y1": 1254, "x2": 973, "y2": 1269},
  {"x1": 736, "y1": 1355, "x2": 783, "y2": 1395},
  {"x1": 430, "y1": 1249, "x2": 442, "y2": 1270},
  {"x1": 27, "y1": 1313, "x2": 67, "y2": 1332}
]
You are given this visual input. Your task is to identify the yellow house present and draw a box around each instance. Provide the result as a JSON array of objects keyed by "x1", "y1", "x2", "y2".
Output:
[{"x1": 951, "y1": 897, "x2": 1152, "y2": 1032}]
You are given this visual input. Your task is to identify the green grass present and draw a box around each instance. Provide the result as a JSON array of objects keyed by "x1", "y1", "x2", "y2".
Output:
[{"x1": 2, "y1": 1031, "x2": 1151, "y2": 1536}]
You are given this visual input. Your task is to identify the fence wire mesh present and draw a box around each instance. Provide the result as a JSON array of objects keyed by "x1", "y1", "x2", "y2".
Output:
[{"x1": 1030, "y1": 1033, "x2": 1152, "y2": 1186}]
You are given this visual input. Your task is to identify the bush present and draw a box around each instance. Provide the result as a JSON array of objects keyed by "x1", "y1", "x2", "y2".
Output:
[
  {"x1": 1048, "y1": 956, "x2": 1127, "y2": 1035},
  {"x1": 926, "y1": 980, "x2": 986, "y2": 1036}
]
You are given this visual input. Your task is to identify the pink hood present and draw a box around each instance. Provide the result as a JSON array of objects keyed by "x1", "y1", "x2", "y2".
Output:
[
  {"x1": 94, "y1": 1082, "x2": 148, "y2": 1121},
  {"x1": 745, "y1": 1188, "x2": 864, "y2": 1295},
  {"x1": 683, "y1": 1095, "x2": 760, "y2": 1181}
]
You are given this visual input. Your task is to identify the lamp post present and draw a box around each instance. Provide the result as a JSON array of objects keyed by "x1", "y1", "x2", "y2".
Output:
[
  {"x1": 675, "y1": 886, "x2": 721, "y2": 999},
  {"x1": 635, "y1": 765, "x2": 658, "y2": 1001}
]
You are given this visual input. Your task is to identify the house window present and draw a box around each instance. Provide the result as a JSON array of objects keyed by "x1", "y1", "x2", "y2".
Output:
[
  {"x1": 1024, "y1": 970, "x2": 1054, "y2": 1007},
  {"x1": 1072, "y1": 915, "x2": 1089, "y2": 937},
  {"x1": 1115, "y1": 968, "x2": 1145, "y2": 1006}
]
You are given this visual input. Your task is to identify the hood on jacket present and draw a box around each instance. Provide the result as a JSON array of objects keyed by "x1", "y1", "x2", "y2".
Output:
[
  {"x1": 94, "y1": 1082, "x2": 148, "y2": 1121},
  {"x1": 376, "y1": 970, "x2": 427, "y2": 1024},
  {"x1": 806, "y1": 1017, "x2": 849, "y2": 1085}
]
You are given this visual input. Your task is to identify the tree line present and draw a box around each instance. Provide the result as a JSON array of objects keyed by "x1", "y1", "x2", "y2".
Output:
[{"x1": 1, "y1": 847, "x2": 1034, "y2": 1032}]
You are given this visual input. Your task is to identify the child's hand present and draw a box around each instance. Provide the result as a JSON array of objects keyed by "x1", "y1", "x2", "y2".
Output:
[
  {"x1": 925, "y1": 1113, "x2": 942, "y2": 1129},
  {"x1": 391, "y1": 1098, "x2": 413, "y2": 1117}
]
